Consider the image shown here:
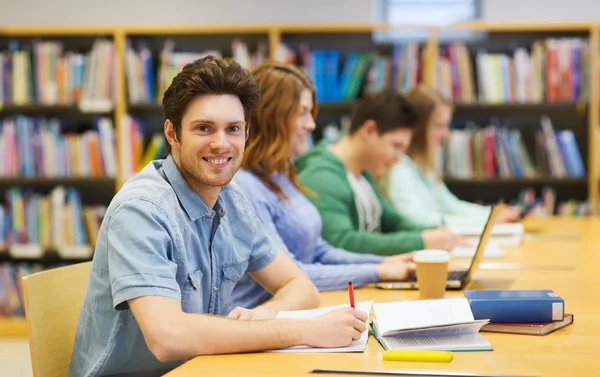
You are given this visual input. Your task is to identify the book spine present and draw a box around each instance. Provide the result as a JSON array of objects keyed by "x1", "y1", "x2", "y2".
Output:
[{"x1": 469, "y1": 298, "x2": 564, "y2": 323}]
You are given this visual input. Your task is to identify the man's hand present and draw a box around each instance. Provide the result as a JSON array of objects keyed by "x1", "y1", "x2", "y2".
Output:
[
  {"x1": 422, "y1": 227, "x2": 460, "y2": 251},
  {"x1": 226, "y1": 306, "x2": 277, "y2": 321},
  {"x1": 377, "y1": 252, "x2": 416, "y2": 281},
  {"x1": 302, "y1": 307, "x2": 368, "y2": 348}
]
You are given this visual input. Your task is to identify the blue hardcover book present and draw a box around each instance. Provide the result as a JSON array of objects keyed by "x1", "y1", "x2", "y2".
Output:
[{"x1": 464, "y1": 290, "x2": 564, "y2": 323}]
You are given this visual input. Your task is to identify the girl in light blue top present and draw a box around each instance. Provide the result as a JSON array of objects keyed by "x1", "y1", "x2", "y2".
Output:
[
  {"x1": 378, "y1": 84, "x2": 520, "y2": 228},
  {"x1": 224, "y1": 62, "x2": 415, "y2": 314}
]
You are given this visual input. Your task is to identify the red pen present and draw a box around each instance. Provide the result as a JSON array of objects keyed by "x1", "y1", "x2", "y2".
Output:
[{"x1": 348, "y1": 282, "x2": 355, "y2": 308}]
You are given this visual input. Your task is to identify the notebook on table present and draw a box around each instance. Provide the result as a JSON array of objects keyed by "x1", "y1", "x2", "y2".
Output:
[{"x1": 270, "y1": 300, "x2": 374, "y2": 353}]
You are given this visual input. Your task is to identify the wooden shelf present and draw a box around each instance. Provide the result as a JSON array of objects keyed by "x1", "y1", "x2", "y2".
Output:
[
  {"x1": 0, "y1": 177, "x2": 116, "y2": 205},
  {"x1": 0, "y1": 250, "x2": 92, "y2": 264},
  {"x1": 453, "y1": 102, "x2": 588, "y2": 113},
  {"x1": 445, "y1": 177, "x2": 588, "y2": 185},
  {"x1": 0, "y1": 176, "x2": 115, "y2": 186},
  {"x1": 127, "y1": 103, "x2": 162, "y2": 114},
  {"x1": 0, "y1": 318, "x2": 28, "y2": 338},
  {"x1": 0, "y1": 104, "x2": 114, "y2": 116}
]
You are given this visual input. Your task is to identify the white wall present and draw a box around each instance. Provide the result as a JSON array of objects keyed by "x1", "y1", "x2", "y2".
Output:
[
  {"x1": 482, "y1": 0, "x2": 600, "y2": 22},
  {"x1": 0, "y1": 0, "x2": 375, "y2": 26},
  {"x1": 0, "y1": 0, "x2": 599, "y2": 26}
]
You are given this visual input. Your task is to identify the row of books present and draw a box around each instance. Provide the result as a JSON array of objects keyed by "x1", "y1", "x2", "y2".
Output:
[
  {"x1": 0, "y1": 263, "x2": 51, "y2": 317},
  {"x1": 276, "y1": 42, "x2": 426, "y2": 102},
  {"x1": 434, "y1": 38, "x2": 590, "y2": 104},
  {"x1": 515, "y1": 187, "x2": 596, "y2": 217},
  {"x1": 0, "y1": 116, "x2": 117, "y2": 178},
  {"x1": 0, "y1": 186, "x2": 105, "y2": 260},
  {"x1": 0, "y1": 38, "x2": 115, "y2": 108},
  {"x1": 443, "y1": 116, "x2": 585, "y2": 178},
  {"x1": 126, "y1": 39, "x2": 268, "y2": 104},
  {"x1": 120, "y1": 116, "x2": 166, "y2": 180}
]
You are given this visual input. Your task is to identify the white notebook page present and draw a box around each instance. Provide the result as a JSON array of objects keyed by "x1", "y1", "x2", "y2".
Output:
[
  {"x1": 270, "y1": 300, "x2": 373, "y2": 353},
  {"x1": 373, "y1": 298, "x2": 476, "y2": 336}
]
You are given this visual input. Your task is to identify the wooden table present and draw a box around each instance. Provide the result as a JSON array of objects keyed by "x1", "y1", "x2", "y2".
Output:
[{"x1": 165, "y1": 218, "x2": 600, "y2": 377}]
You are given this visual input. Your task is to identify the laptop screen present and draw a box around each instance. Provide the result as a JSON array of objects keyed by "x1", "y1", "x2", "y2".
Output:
[{"x1": 462, "y1": 205, "x2": 503, "y2": 283}]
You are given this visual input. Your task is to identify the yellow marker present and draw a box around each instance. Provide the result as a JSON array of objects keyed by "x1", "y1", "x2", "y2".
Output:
[{"x1": 382, "y1": 350, "x2": 454, "y2": 363}]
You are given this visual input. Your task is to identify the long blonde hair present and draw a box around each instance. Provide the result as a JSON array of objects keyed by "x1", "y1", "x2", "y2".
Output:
[
  {"x1": 405, "y1": 84, "x2": 453, "y2": 173},
  {"x1": 242, "y1": 62, "x2": 318, "y2": 200}
]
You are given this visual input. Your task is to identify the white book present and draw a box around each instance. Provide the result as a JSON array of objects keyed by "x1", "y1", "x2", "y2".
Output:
[
  {"x1": 450, "y1": 241, "x2": 505, "y2": 258},
  {"x1": 270, "y1": 301, "x2": 373, "y2": 353},
  {"x1": 372, "y1": 298, "x2": 491, "y2": 352},
  {"x1": 450, "y1": 223, "x2": 525, "y2": 246}
]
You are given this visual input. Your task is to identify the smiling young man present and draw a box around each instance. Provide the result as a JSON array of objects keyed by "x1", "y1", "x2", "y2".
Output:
[
  {"x1": 295, "y1": 89, "x2": 461, "y2": 256},
  {"x1": 68, "y1": 57, "x2": 368, "y2": 377}
]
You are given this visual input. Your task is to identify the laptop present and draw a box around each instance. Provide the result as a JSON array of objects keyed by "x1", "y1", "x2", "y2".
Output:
[{"x1": 375, "y1": 204, "x2": 502, "y2": 291}]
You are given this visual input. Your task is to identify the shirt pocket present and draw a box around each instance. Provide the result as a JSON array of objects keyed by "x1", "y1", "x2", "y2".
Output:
[
  {"x1": 181, "y1": 268, "x2": 204, "y2": 314},
  {"x1": 219, "y1": 259, "x2": 249, "y2": 307}
]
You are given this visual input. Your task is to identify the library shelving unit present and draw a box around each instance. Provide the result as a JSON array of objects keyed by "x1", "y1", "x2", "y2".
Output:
[
  {"x1": 0, "y1": 26, "x2": 122, "y2": 337},
  {"x1": 0, "y1": 21, "x2": 599, "y2": 338},
  {"x1": 430, "y1": 22, "x2": 599, "y2": 209}
]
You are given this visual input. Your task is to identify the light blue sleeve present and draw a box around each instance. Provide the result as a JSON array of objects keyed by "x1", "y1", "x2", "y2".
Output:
[
  {"x1": 386, "y1": 160, "x2": 444, "y2": 228},
  {"x1": 241, "y1": 179, "x2": 381, "y2": 291},
  {"x1": 313, "y1": 236, "x2": 384, "y2": 265},
  {"x1": 106, "y1": 199, "x2": 181, "y2": 310}
]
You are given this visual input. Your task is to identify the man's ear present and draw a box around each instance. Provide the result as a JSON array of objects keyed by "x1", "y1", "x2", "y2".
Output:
[
  {"x1": 164, "y1": 119, "x2": 179, "y2": 150},
  {"x1": 357, "y1": 119, "x2": 379, "y2": 140}
]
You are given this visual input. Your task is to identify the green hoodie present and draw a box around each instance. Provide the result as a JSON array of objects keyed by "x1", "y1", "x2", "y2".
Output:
[{"x1": 295, "y1": 141, "x2": 427, "y2": 256}]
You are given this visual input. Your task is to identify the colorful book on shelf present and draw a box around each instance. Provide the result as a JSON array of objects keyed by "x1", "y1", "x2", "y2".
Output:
[
  {"x1": 371, "y1": 298, "x2": 492, "y2": 352},
  {"x1": 0, "y1": 115, "x2": 117, "y2": 178},
  {"x1": 437, "y1": 38, "x2": 589, "y2": 104},
  {"x1": 464, "y1": 290, "x2": 565, "y2": 323},
  {"x1": 481, "y1": 313, "x2": 574, "y2": 336}
]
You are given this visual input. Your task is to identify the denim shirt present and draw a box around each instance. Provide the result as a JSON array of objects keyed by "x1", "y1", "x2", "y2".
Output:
[
  {"x1": 68, "y1": 155, "x2": 277, "y2": 377},
  {"x1": 222, "y1": 169, "x2": 382, "y2": 315}
]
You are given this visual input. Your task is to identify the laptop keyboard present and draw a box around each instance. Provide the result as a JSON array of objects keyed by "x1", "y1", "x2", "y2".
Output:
[{"x1": 404, "y1": 270, "x2": 466, "y2": 282}]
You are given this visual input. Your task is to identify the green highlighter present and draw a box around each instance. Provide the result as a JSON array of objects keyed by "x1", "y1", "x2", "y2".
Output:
[{"x1": 382, "y1": 350, "x2": 454, "y2": 363}]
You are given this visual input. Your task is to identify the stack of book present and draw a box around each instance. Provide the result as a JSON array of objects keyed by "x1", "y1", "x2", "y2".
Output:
[{"x1": 464, "y1": 289, "x2": 574, "y2": 336}]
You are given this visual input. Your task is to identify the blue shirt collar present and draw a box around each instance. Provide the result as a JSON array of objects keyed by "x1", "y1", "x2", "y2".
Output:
[{"x1": 162, "y1": 154, "x2": 227, "y2": 221}]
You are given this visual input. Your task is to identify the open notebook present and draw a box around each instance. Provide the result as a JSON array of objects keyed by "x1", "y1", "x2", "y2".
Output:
[
  {"x1": 372, "y1": 298, "x2": 492, "y2": 352},
  {"x1": 269, "y1": 301, "x2": 374, "y2": 353}
]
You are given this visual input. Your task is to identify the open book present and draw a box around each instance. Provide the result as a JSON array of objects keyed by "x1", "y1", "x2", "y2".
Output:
[
  {"x1": 372, "y1": 298, "x2": 492, "y2": 352},
  {"x1": 270, "y1": 301, "x2": 374, "y2": 353}
]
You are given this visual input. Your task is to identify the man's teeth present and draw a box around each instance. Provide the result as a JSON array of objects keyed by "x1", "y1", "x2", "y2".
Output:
[{"x1": 207, "y1": 158, "x2": 228, "y2": 164}]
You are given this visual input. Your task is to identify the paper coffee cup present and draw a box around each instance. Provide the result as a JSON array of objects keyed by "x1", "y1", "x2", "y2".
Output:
[{"x1": 413, "y1": 249, "x2": 450, "y2": 299}]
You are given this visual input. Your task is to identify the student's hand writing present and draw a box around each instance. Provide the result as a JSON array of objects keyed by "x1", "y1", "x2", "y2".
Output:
[
  {"x1": 304, "y1": 307, "x2": 368, "y2": 348},
  {"x1": 421, "y1": 227, "x2": 459, "y2": 251}
]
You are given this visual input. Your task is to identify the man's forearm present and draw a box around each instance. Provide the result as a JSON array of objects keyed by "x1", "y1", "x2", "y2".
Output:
[
  {"x1": 253, "y1": 273, "x2": 320, "y2": 315},
  {"x1": 158, "y1": 312, "x2": 308, "y2": 360}
]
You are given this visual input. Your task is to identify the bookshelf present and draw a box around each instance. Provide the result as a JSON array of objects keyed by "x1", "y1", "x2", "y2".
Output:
[{"x1": 0, "y1": 21, "x2": 600, "y2": 337}]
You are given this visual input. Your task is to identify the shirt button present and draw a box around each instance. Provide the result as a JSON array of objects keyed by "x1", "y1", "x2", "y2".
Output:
[
  {"x1": 236, "y1": 274, "x2": 241, "y2": 279},
  {"x1": 214, "y1": 287, "x2": 218, "y2": 292}
]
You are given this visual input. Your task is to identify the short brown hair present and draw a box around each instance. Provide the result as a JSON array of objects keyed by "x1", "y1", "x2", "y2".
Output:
[
  {"x1": 348, "y1": 89, "x2": 418, "y2": 135},
  {"x1": 243, "y1": 62, "x2": 317, "y2": 200},
  {"x1": 162, "y1": 56, "x2": 260, "y2": 154}
]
